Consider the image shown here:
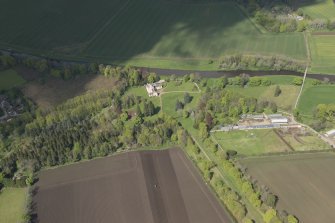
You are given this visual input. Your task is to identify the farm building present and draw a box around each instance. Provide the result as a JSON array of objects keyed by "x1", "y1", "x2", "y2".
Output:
[
  {"x1": 267, "y1": 114, "x2": 289, "y2": 124},
  {"x1": 240, "y1": 114, "x2": 265, "y2": 120},
  {"x1": 145, "y1": 80, "x2": 165, "y2": 97},
  {"x1": 325, "y1": 129, "x2": 335, "y2": 137},
  {"x1": 269, "y1": 117, "x2": 288, "y2": 124}
]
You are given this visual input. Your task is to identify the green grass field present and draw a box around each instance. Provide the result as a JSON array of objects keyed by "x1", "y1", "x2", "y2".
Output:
[
  {"x1": 309, "y1": 34, "x2": 335, "y2": 74},
  {"x1": 212, "y1": 129, "x2": 291, "y2": 155},
  {"x1": 299, "y1": 0, "x2": 335, "y2": 19},
  {"x1": 0, "y1": 0, "x2": 307, "y2": 70},
  {"x1": 212, "y1": 128, "x2": 329, "y2": 155},
  {"x1": 298, "y1": 85, "x2": 335, "y2": 116},
  {"x1": 0, "y1": 187, "x2": 27, "y2": 223},
  {"x1": 0, "y1": 69, "x2": 26, "y2": 90},
  {"x1": 227, "y1": 84, "x2": 300, "y2": 111}
]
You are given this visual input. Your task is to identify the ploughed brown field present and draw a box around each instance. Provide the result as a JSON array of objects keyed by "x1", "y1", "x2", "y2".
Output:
[
  {"x1": 33, "y1": 148, "x2": 232, "y2": 223},
  {"x1": 240, "y1": 153, "x2": 335, "y2": 223}
]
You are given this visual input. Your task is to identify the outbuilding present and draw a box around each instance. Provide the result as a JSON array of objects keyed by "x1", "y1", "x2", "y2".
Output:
[
  {"x1": 270, "y1": 117, "x2": 288, "y2": 124},
  {"x1": 325, "y1": 129, "x2": 335, "y2": 138}
]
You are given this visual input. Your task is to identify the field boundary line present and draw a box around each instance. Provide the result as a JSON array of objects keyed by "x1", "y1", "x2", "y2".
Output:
[
  {"x1": 238, "y1": 150, "x2": 335, "y2": 161},
  {"x1": 85, "y1": 0, "x2": 132, "y2": 46},
  {"x1": 304, "y1": 32, "x2": 311, "y2": 63},
  {"x1": 176, "y1": 151, "x2": 235, "y2": 223},
  {"x1": 294, "y1": 67, "x2": 308, "y2": 109}
]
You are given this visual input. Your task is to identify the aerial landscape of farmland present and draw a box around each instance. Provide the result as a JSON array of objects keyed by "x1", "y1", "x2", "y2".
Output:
[
  {"x1": 34, "y1": 149, "x2": 232, "y2": 223},
  {"x1": 240, "y1": 153, "x2": 335, "y2": 223},
  {"x1": 1, "y1": 0, "x2": 335, "y2": 223}
]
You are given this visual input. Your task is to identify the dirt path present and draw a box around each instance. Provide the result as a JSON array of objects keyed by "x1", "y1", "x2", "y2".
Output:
[
  {"x1": 304, "y1": 32, "x2": 311, "y2": 63},
  {"x1": 294, "y1": 67, "x2": 308, "y2": 109},
  {"x1": 273, "y1": 129, "x2": 295, "y2": 151}
]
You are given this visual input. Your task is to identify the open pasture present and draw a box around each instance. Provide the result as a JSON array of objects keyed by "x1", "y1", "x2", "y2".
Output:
[
  {"x1": 240, "y1": 152, "x2": 335, "y2": 223},
  {"x1": 22, "y1": 74, "x2": 116, "y2": 109},
  {"x1": 309, "y1": 34, "x2": 335, "y2": 74},
  {"x1": 0, "y1": 0, "x2": 307, "y2": 70},
  {"x1": 33, "y1": 148, "x2": 232, "y2": 223},
  {"x1": 0, "y1": 187, "x2": 27, "y2": 223},
  {"x1": 0, "y1": 69, "x2": 26, "y2": 90},
  {"x1": 212, "y1": 129, "x2": 291, "y2": 155},
  {"x1": 299, "y1": 0, "x2": 335, "y2": 19},
  {"x1": 212, "y1": 127, "x2": 329, "y2": 155},
  {"x1": 298, "y1": 85, "x2": 335, "y2": 116},
  {"x1": 227, "y1": 84, "x2": 300, "y2": 111}
]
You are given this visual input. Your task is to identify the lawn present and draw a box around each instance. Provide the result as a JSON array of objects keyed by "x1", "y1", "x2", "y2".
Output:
[
  {"x1": 227, "y1": 84, "x2": 300, "y2": 111},
  {"x1": 161, "y1": 92, "x2": 200, "y2": 118},
  {"x1": 240, "y1": 152, "x2": 335, "y2": 223},
  {"x1": 0, "y1": 69, "x2": 26, "y2": 90},
  {"x1": 212, "y1": 127, "x2": 329, "y2": 155},
  {"x1": 281, "y1": 132, "x2": 330, "y2": 151},
  {"x1": 123, "y1": 86, "x2": 161, "y2": 108},
  {"x1": 163, "y1": 81, "x2": 198, "y2": 92},
  {"x1": 0, "y1": 0, "x2": 307, "y2": 70},
  {"x1": 212, "y1": 129, "x2": 291, "y2": 155},
  {"x1": 0, "y1": 187, "x2": 27, "y2": 223},
  {"x1": 309, "y1": 34, "x2": 335, "y2": 74},
  {"x1": 299, "y1": 0, "x2": 335, "y2": 19},
  {"x1": 298, "y1": 85, "x2": 335, "y2": 116}
]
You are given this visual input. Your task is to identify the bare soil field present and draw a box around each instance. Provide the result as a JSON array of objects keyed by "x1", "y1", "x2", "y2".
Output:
[
  {"x1": 33, "y1": 148, "x2": 232, "y2": 223},
  {"x1": 240, "y1": 152, "x2": 335, "y2": 223},
  {"x1": 22, "y1": 74, "x2": 116, "y2": 110}
]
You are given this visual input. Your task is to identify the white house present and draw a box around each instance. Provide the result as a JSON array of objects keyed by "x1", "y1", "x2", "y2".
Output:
[
  {"x1": 145, "y1": 80, "x2": 165, "y2": 97},
  {"x1": 269, "y1": 117, "x2": 288, "y2": 124},
  {"x1": 325, "y1": 129, "x2": 335, "y2": 138}
]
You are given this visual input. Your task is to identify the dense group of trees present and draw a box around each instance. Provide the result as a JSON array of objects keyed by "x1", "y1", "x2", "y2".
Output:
[
  {"x1": 0, "y1": 67, "x2": 176, "y2": 181},
  {"x1": 220, "y1": 55, "x2": 306, "y2": 72},
  {"x1": 0, "y1": 52, "x2": 99, "y2": 80},
  {"x1": 181, "y1": 117, "x2": 299, "y2": 223},
  {"x1": 190, "y1": 88, "x2": 278, "y2": 130},
  {"x1": 235, "y1": 0, "x2": 335, "y2": 32}
]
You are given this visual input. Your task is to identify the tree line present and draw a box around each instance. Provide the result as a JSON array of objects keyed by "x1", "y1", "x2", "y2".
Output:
[{"x1": 220, "y1": 55, "x2": 306, "y2": 72}]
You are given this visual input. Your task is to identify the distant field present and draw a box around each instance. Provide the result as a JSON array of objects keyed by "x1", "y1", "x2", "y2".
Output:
[
  {"x1": 213, "y1": 128, "x2": 329, "y2": 155},
  {"x1": 0, "y1": 69, "x2": 26, "y2": 90},
  {"x1": 241, "y1": 153, "x2": 335, "y2": 223},
  {"x1": 299, "y1": 0, "x2": 335, "y2": 19},
  {"x1": 34, "y1": 149, "x2": 232, "y2": 223},
  {"x1": 227, "y1": 84, "x2": 300, "y2": 111},
  {"x1": 0, "y1": 187, "x2": 27, "y2": 223},
  {"x1": 161, "y1": 92, "x2": 200, "y2": 117},
  {"x1": 298, "y1": 85, "x2": 335, "y2": 116},
  {"x1": 22, "y1": 74, "x2": 116, "y2": 109},
  {"x1": 309, "y1": 34, "x2": 335, "y2": 74},
  {"x1": 0, "y1": 0, "x2": 307, "y2": 70}
]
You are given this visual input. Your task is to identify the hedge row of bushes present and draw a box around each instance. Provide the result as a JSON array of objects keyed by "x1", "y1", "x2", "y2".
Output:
[{"x1": 219, "y1": 55, "x2": 306, "y2": 72}]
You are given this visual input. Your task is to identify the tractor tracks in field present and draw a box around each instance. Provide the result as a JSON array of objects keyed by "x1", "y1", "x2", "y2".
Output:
[{"x1": 84, "y1": 0, "x2": 132, "y2": 49}]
